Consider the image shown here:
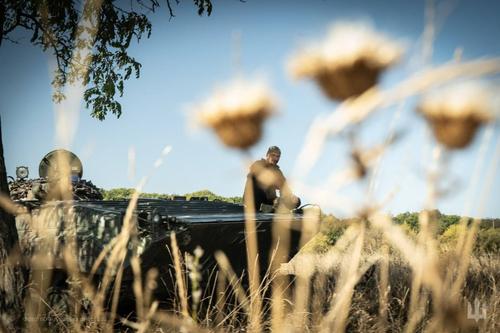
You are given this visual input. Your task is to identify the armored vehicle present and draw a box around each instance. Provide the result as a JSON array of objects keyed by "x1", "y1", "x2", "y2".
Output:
[{"x1": 10, "y1": 150, "x2": 311, "y2": 318}]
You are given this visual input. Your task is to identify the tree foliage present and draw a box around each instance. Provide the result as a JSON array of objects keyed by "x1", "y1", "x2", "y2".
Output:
[
  {"x1": 316, "y1": 211, "x2": 500, "y2": 254},
  {"x1": 185, "y1": 189, "x2": 243, "y2": 204},
  {"x1": 1, "y1": 0, "x2": 213, "y2": 120},
  {"x1": 392, "y1": 210, "x2": 479, "y2": 234},
  {"x1": 101, "y1": 187, "x2": 243, "y2": 204}
]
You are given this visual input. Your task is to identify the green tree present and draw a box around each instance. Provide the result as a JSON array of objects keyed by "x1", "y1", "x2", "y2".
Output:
[
  {"x1": 185, "y1": 189, "x2": 243, "y2": 204},
  {"x1": 1, "y1": 0, "x2": 212, "y2": 120}
]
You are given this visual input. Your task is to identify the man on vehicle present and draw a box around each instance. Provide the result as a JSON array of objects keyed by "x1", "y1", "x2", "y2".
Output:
[{"x1": 243, "y1": 146, "x2": 301, "y2": 212}]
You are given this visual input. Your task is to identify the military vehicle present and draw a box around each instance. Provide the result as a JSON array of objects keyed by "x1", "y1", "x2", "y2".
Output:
[{"x1": 10, "y1": 150, "x2": 312, "y2": 319}]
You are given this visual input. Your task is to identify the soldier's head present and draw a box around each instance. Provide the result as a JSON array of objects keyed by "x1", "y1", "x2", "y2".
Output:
[{"x1": 266, "y1": 146, "x2": 281, "y2": 165}]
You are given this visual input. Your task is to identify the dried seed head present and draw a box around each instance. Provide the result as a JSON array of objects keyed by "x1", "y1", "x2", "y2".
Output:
[
  {"x1": 288, "y1": 22, "x2": 404, "y2": 101},
  {"x1": 195, "y1": 79, "x2": 277, "y2": 149},
  {"x1": 417, "y1": 82, "x2": 497, "y2": 149}
]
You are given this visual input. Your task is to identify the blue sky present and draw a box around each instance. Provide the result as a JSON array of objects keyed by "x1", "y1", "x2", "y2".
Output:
[{"x1": 1, "y1": 0, "x2": 499, "y2": 218}]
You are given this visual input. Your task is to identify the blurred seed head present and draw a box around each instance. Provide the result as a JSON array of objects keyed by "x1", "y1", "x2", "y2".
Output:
[
  {"x1": 195, "y1": 79, "x2": 277, "y2": 149},
  {"x1": 288, "y1": 22, "x2": 404, "y2": 101},
  {"x1": 193, "y1": 246, "x2": 204, "y2": 258},
  {"x1": 417, "y1": 81, "x2": 497, "y2": 149}
]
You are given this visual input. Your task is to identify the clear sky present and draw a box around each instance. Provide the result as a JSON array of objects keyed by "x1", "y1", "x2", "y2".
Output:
[{"x1": 1, "y1": 0, "x2": 499, "y2": 218}]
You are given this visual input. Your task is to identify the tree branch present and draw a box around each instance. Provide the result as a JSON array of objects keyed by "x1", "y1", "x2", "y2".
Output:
[
  {"x1": 17, "y1": 12, "x2": 70, "y2": 75},
  {"x1": 166, "y1": 0, "x2": 175, "y2": 19},
  {"x1": 2, "y1": 35, "x2": 20, "y2": 44},
  {"x1": 0, "y1": 1, "x2": 5, "y2": 47},
  {"x1": 1, "y1": 5, "x2": 22, "y2": 45}
]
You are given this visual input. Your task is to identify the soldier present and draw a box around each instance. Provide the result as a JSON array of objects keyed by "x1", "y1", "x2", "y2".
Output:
[{"x1": 243, "y1": 146, "x2": 300, "y2": 212}]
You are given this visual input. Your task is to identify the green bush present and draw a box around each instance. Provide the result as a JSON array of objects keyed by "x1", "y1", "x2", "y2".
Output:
[
  {"x1": 399, "y1": 223, "x2": 418, "y2": 240},
  {"x1": 299, "y1": 214, "x2": 346, "y2": 253},
  {"x1": 437, "y1": 214, "x2": 462, "y2": 234},
  {"x1": 477, "y1": 228, "x2": 500, "y2": 253},
  {"x1": 393, "y1": 212, "x2": 420, "y2": 232},
  {"x1": 440, "y1": 224, "x2": 466, "y2": 246},
  {"x1": 393, "y1": 211, "x2": 473, "y2": 235},
  {"x1": 440, "y1": 224, "x2": 500, "y2": 253},
  {"x1": 324, "y1": 222, "x2": 348, "y2": 246},
  {"x1": 299, "y1": 212, "x2": 499, "y2": 256},
  {"x1": 300, "y1": 233, "x2": 332, "y2": 254}
]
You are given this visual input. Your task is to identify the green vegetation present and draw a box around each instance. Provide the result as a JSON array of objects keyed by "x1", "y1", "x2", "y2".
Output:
[
  {"x1": 315, "y1": 211, "x2": 500, "y2": 254},
  {"x1": 185, "y1": 190, "x2": 243, "y2": 204},
  {"x1": 1, "y1": 0, "x2": 213, "y2": 120},
  {"x1": 441, "y1": 224, "x2": 500, "y2": 253},
  {"x1": 101, "y1": 188, "x2": 243, "y2": 204},
  {"x1": 392, "y1": 210, "x2": 473, "y2": 234}
]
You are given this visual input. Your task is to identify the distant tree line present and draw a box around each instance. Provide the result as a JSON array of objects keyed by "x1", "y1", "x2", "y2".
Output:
[
  {"x1": 314, "y1": 211, "x2": 500, "y2": 254},
  {"x1": 392, "y1": 210, "x2": 499, "y2": 232},
  {"x1": 101, "y1": 188, "x2": 243, "y2": 204}
]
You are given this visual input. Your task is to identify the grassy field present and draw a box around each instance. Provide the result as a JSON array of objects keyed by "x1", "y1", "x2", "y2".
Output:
[{"x1": 12, "y1": 204, "x2": 498, "y2": 333}]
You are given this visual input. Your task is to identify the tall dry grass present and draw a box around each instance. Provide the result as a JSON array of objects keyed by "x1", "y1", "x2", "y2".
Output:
[{"x1": 1, "y1": 1, "x2": 500, "y2": 332}]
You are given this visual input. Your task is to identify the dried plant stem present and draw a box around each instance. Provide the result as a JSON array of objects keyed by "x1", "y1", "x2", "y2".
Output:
[
  {"x1": 91, "y1": 233, "x2": 125, "y2": 322},
  {"x1": 310, "y1": 272, "x2": 327, "y2": 331},
  {"x1": 422, "y1": 0, "x2": 436, "y2": 65},
  {"x1": 291, "y1": 273, "x2": 312, "y2": 331},
  {"x1": 451, "y1": 135, "x2": 500, "y2": 297},
  {"x1": 242, "y1": 171, "x2": 262, "y2": 333},
  {"x1": 332, "y1": 223, "x2": 366, "y2": 332},
  {"x1": 23, "y1": 205, "x2": 68, "y2": 331},
  {"x1": 215, "y1": 270, "x2": 227, "y2": 328},
  {"x1": 368, "y1": 100, "x2": 405, "y2": 197},
  {"x1": 107, "y1": 256, "x2": 126, "y2": 332},
  {"x1": 449, "y1": 126, "x2": 494, "y2": 275},
  {"x1": 214, "y1": 251, "x2": 249, "y2": 313},
  {"x1": 171, "y1": 232, "x2": 189, "y2": 319},
  {"x1": 91, "y1": 188, "x2": 141, "y2": 323},
  {"x1": 62, "y1": 247, "x2": 95, "y2": 331},
  {"x1": 269, "y1": 210, "x2": 293, "y2": 333},
  {"x1": 405, "y1": 292, "x2": 429, "y2": 333},
  {"x1": 270, "y1": 276, "x2": 288, "y2": 332},
  {"x1": 0, "y1": 193, "x2": 29, "y2": 216},
  {"x1": 89, "y1": 237, "x2": 119, "y2": 279},
  {"x1": 137, "y1": 301, "x2": 159, "y2": 333},
  {"x1": 143, "y1": 268, "x2": 159, "y2": 318},
  {"x1": 50, "y1": 0, "x2": 104, "y2": 148},
  {"x1": 288, "y1": 208, "x2": 320, "y2": 331},
  {"x1": 153, "y1": 311, "x2": 213, "y2": 333},
  {"x1": 369, "y1": 212, "x2": 433, "y2": 331},
  {"x1": 131, "y1": 256, "x2": 145, "y2": 321},
  {"x1": 299, "y1": 207, "x2": 321, "y2": 249},
  {"x1": 25, "y1": 268, "x2": 52, "y2": 333},
  {"x1": 319, "y1": 223, "x2": 365, "y2": 332},
  {"x1": 200, "y1": 269, "x2": 219, "y2": 326},
  {"x1": 462, "y1": 124, "x2": 494, "y2": 217},
  {"x1": 377, "y1": 242, "x2": 389, "y2": 332},
  {"x1": 405, "y1": 264, "x2": 424, "y2": 333}
]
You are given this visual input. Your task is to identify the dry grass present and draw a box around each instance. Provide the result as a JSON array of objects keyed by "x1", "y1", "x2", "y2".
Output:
[
  {"x1": 1, "y1": 1, "x2": 500, "y2": 332},
  {"x1": 9, "y1": 201, "x2": 498, "y2": 332}
]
